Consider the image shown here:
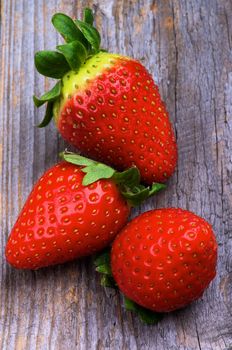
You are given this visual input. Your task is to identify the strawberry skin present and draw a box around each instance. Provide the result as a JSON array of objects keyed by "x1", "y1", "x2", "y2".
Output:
[
  {"x1": 5, "y1": 162, "x2": 129, "y2": 269},
  {"x1": 111, "y1": 208, "x2": 217, "y2": 312},
  {"x1": 53, "y1": 52, "x2": 177, "y2": 184}
]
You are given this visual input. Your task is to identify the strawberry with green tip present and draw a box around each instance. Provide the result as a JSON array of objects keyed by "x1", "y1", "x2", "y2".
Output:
[
  {"x1": 5, "y1": 152, "x2": 165, "y2": 270},
  {"x1": 33, "y1": 8, "x2": 177, "y2": 184}
]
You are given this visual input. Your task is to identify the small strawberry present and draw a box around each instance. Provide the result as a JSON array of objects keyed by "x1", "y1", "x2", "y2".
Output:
[
  {"x1": 5, "y1": 152, "x2": 164, "y2": 270},
  {"x1": 33, "y1": 8, "x2": 177, "y2": 184},
  {"x1": 97, "y1": 208, "x2": 217, "y2": 318}
]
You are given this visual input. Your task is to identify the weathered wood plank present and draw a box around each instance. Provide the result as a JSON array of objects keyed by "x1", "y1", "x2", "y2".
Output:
[{"x1": 0, "y1": 0, "x2": 231, "y2": 349}]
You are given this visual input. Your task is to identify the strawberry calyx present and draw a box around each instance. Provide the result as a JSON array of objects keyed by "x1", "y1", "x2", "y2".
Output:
[
  {"x1": 94, "y1": 249, "x2": 163, "y2": 325},
  {"x1": 60, "y1": 151, "x2": 166, "y2": 207},
  {"x1": 33, "y1": 8, "x2": 102, "y2": 127}
]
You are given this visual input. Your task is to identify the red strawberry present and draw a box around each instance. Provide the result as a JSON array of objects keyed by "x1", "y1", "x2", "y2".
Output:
[
  {"x1": 33, "y1": 9, "x2": 177, "y2": 184},
  {"x1": 5, "y1": 153, "x2": 164, "y2": 270},
  {"x1": 111, "y1": 208, "x2": 217, "y2": 313}
]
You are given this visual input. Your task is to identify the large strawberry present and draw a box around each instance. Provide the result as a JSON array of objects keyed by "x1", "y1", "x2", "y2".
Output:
[
  {"x1": 33, "y1": 8, "x2": 177, "y2": 184},
  {"x1": 96, "y1": 208, "x2": 217, "y2": 321},
  {"x1": 5, "y1": 152, "x2": 164, "y2": 270}
]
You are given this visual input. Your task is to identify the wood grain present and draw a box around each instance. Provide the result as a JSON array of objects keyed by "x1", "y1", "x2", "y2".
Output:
[{"x1": 0, "y1": 0, "x2": 232, "y2": 349}]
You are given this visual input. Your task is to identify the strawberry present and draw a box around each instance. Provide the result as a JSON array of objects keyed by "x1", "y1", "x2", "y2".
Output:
[
  {"x1": 5, "y1": 152, "x2": 164, "y2": 270},
  {"x1": 110, "y1": 208, "x2": 217, "y2": 313},
  {"x1": 33, "y1": 8, "x2": 177, "y2": 184}
]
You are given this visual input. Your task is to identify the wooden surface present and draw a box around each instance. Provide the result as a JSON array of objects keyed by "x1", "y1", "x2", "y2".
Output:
[{"x1": 0, "y1": 0, "x2": 232, "y2": 349}]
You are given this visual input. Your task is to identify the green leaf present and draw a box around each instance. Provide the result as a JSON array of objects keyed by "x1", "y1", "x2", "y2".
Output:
[
  {"x1": 121, "y1": 182, "x2": 166, "y2": 207},
  {"x1": 95, "y1": 250, "x2": 112, "y2": 276},
  {"x1": 75, "y1": 20, "x2": 101, "y2": 53},
  {"x1": 83, "y1": 8, "x2": 94, "y2": 25},
  {"x1": 149, "y1": 183, "x2": 166, "y2": 196},
  {"x1": 124, "y1": 296, "x2": 163, "y2": 325},
  {"x1": 124, "y1": 296, "x2": 137, "y2": 311},
  {"x1": 52, "y1": 13, "x2": 86, "y2": 43},
  {"x1": 96, "y1": 263, "x2": 112, "y2": 275},
  {"x1": 113, "y1": 167, "x2": 140, "y2": 188},
  {"x1": 61, "y1": 152, "x2": 98, "y2": 167},
  {"x1": 82, "y1": 164, "x2": 115, "y2": 186},
  {"x1": 121, "y1": 187, "x2": 150, "y2": 207},
  {"x1": 95, "y1": 249, "x2": 116, "y2": 287},
  {"x1": 37, "y1": 101, "x2": 54, "y2": 128},
  {"x1": 35, "y1": 51, "x2": 70, "y2": 78},
  {"x1": 33, "y1": 81, "x2": 61, "y2": 107},
  {"x1": 100, "y1": 275, "x2": 116, "y2": 288},
  {"x1": 94, "y1": 249, "x2": 111, "y2": 267},
  {"x1": 60, "y1": 152, "x2": 115, "y2": 186},
  {"x1": 137, "y1": 306, "x2": 163, "y2": 324},
  {"x1": 57, "y1": 41, "x2": 87, "y2": 71}
]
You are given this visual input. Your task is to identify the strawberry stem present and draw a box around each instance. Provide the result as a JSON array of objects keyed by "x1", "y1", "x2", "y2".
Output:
[{"x1": 60, "y1": 151, "x2": 166, "y2": 207}]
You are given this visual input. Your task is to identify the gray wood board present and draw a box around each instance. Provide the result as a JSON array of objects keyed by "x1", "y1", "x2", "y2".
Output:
[{"x1": 0, "y1": 0, "x2": 231, "y2": 349}]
